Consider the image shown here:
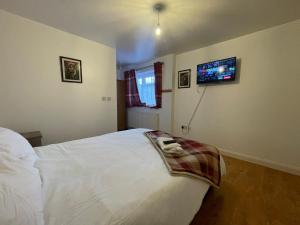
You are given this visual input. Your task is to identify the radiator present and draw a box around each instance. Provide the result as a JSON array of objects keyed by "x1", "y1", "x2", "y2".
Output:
[{"x1": 127, "y1": 110, "x2": 159, "y2": 130}]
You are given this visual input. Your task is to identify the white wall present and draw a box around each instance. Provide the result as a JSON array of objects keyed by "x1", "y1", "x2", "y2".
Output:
[
  {"x1": 174, "y1": 19, "x2": 300, "y2": 174},
  {"x1": 121, "y1": 54, "x2": 175, "y2": 133},
  {"x1": 0, "y1": 10, "x2": 117, "y2": 144}
]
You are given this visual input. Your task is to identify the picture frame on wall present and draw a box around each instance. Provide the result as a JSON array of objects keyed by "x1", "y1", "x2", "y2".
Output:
[
  {"x1": 178, "y1": 69, "x2": 191, "y2": 88},
  {"x1": 60, "y1": 56, "x2": 82, "y2": 83}
]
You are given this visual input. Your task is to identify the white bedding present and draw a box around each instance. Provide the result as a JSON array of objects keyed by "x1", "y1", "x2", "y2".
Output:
[
  {"x1": 35, "y1": 129, "x2": 226, "y2": 225},
  {"x1": 0, "y1": 152, "x2": 44, "y2": 225}
]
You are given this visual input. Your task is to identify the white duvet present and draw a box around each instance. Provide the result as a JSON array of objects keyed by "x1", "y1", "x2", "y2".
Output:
[
  {"x1": 0, "y1": 127, "x2": 44, "y2": 225},
  {"x1": 35, "y1": 129, "x2": 225, "y2": 225},
  {"x1": 0, "y1": 152, "x2": 44, "y2": 225}
]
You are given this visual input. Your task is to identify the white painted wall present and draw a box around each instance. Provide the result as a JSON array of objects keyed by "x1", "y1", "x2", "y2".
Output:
[
  {"x1": 174, "y1": 19, "x2": 300, "y2": 174},
  {"x1": 0, "y1": 10, "x2": 117, "y2": 144},
  {"x1": 121, "y1": 54, "x2": 175, "y2": 133}
]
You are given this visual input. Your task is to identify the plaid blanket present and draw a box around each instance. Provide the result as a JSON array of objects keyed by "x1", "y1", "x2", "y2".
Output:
[{"x1": 144, "y1": 130, "x2": 221, "y2": 187}]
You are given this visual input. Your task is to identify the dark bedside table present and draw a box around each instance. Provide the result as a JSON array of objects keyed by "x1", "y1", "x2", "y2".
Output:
[{"x1": 20, "y1": 131, "x2": 42, "y2": 147}]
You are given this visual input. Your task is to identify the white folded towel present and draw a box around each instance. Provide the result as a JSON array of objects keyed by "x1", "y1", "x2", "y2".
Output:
[
  {"x1": 163, "y1": 146, "x2": 183, "y2": 153},
  {"x1": 157, "y1": 137, "x2": 174, "y2": 142},
  {"x1": 157, "y1": 139, "x2": 181, "y2": 151},
  {"x1": 162, "y1": 146, "x2": 185, "y2": 157},
  {"x1": 156, "y1": 137, "x2": 184, "y2": 156}
]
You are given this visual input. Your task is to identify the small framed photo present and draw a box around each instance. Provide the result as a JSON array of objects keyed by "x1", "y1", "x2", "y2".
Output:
[
  {"x1": 178, "y1": 69, "x2": 191, "y2": 88},
  {"x1": 60, "y1": 56, "x2": 82, "y2": 83}
]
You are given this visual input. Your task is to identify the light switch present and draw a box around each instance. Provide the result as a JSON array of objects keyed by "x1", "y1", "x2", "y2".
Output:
[
  {"x1": 107, "y1": 97, "x2": 112, "y2": 101},
  {"x1": 102, "y1": 96, "x2": 106, "y2": 101}
]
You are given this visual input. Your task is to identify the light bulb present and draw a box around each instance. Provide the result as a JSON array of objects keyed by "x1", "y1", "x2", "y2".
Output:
[{"x1": 155, "y1": 26, "x2": 161, "y2": 36}]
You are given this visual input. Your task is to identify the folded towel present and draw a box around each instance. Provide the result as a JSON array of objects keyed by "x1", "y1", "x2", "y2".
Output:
[
  {"x1": 163, "y1": 146, "x2": 183, "y2": 153},
  {"x1": 157, "y1": 137, "x2": 174, "y2": 142},
  {"x1": 156, "y1": 137, "x2": 182, "y2": 150},
  {"x1": 157, "y1": 140, "x2": 181, "y2": 151},
  {"x1": 162, "y1": 146, "x2": 185, "y2": 157}
]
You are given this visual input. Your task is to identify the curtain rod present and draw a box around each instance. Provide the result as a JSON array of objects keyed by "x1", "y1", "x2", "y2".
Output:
[
  {"x1": 136, "y1": 62, "x2": 164, "y2": 71},
  {"x1": 136, "y1": 65, "x2": 153, "y2": 71}
]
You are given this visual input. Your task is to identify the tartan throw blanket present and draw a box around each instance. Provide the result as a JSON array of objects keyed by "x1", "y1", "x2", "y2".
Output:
[{"x1": 144, "y1": 130, "x2": 221, "y2": 187}]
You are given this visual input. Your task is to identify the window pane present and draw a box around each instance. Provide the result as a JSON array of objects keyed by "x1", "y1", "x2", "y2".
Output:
[
  {"x1": 138, "y1": 78, "x2": 143, "y2": 85},
  {"x1": 136, "y1": 66, "x2": 156, "y2": 107}
]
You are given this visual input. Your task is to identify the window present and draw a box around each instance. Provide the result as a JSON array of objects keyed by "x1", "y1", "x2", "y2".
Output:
[{"x1": 136, "y1": 66, "x2": 156, "y2": 107}]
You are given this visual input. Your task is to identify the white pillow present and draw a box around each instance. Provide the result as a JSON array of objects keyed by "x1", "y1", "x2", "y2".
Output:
[
  {"x1": 0, "y1": 127, "x2": 35, "y2": 159},
  {"x1": 0, "y1": 152, "x2": 44, "y2": 225}
]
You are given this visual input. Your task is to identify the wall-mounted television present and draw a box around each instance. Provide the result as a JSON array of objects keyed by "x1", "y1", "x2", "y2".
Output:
[{"x1": 197, "y1": 57, "x2": 236, "y2": 84}]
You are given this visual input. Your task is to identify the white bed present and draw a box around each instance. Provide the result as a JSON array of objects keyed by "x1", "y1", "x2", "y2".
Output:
[{"x1": 0, "y1": 128, "x2": 225, "y2": 225}]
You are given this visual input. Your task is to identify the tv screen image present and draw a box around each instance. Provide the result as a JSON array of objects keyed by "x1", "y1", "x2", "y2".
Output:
[{"x1": 197, "y1": 57, "x2": 236, "y2": 84}]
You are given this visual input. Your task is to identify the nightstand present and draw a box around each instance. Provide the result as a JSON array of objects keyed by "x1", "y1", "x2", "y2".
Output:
[{"x1": 20, "y1": 131, "x2": 42, "y2": 147}]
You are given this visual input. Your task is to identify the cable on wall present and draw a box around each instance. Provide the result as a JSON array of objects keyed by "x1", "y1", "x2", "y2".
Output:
[{"x1": 181, "y1": 85, "x2": 208, "y2": 134}]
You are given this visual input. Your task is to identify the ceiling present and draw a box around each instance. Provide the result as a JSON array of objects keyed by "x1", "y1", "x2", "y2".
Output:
[{"x1": 1, "y1": 0, "x2": 300, "y2": 66}]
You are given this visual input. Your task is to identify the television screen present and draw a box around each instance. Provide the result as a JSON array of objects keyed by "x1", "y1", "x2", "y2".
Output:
[{"x1": 197, "y1": 57, "x2": 236, "y2": 84}]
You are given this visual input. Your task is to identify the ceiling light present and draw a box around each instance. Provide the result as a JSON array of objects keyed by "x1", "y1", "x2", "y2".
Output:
[
  {"x1": 155, "y1": 10, "x2": 161, "y2": 36},
  {"x1": 153, "y1": 3, "x2": 166, "y2": 37},
  {"x1": 155, "y1": 25, "x2": 161, "y2": 36}
]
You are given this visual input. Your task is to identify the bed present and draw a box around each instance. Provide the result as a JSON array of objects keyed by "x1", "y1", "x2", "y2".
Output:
[{"x1": 0, "y1": 128, "x2": 226, "y2": 225}]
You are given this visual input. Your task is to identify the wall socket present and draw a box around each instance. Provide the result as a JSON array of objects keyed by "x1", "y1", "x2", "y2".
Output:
[
  {"x1": 102, "y1": 96, "x2": 112, "y2": 102},
  {"x1": 181, "y1": 125, "x2": 191, "y2": 131}
]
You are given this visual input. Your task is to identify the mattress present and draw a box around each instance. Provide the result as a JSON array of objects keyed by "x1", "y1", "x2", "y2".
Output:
[{"x1": 35, "y1": 129, "x2": 226, "y2": 225}]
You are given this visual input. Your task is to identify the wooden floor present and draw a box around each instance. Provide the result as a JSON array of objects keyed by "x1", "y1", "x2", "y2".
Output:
[{"x1": 190, "y1": 156, "x2": 300, "y2": 225}]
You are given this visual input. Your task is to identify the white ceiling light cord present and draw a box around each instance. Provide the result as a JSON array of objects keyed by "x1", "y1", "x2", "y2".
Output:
[{"x1": 183, "y1": 85, "x2": 208, "y2": 134}]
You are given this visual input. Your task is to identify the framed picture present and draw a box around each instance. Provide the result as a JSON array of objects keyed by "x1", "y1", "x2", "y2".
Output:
[
  {"x1": 60, "y1": 56, "x2": 82, "y2": 83},
  {"x1": 178, "y1": 69, "x2": 191, "y2": 88}
]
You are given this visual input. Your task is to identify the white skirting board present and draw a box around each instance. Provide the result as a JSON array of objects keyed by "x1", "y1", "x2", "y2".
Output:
[{"x1": 219, "y1": 148, "x2": 300, "y2": 176}]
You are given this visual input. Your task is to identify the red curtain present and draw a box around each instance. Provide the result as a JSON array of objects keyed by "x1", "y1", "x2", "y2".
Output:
[
  {"x1": 153, "y1": 62, "x2": 163, "y2": 108},
  {"x1": 124, "y1": 70, "x2": 144, "y2": 107}
]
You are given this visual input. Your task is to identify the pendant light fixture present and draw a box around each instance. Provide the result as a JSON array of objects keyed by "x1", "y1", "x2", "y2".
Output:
[
  {"x1": 153, "y1": 3, "x2": 166, "y2": 37},
  {"x1": 155, "y1": 11, "x2": 161, "y2": 36}
]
